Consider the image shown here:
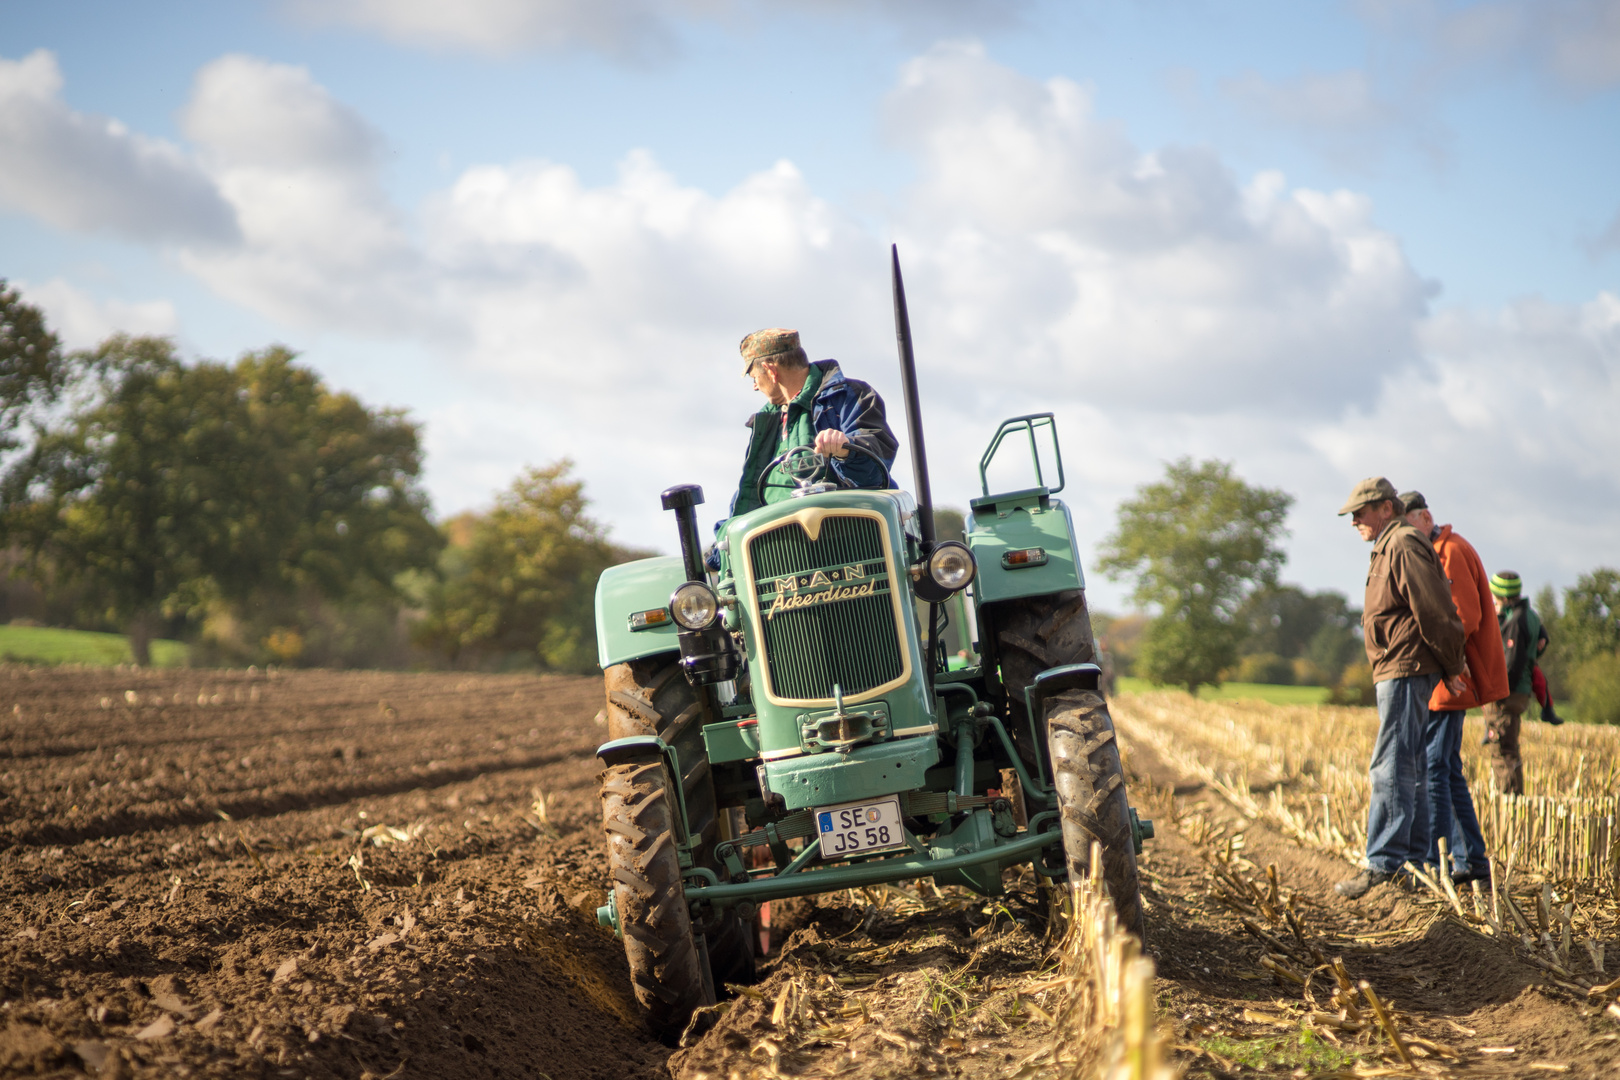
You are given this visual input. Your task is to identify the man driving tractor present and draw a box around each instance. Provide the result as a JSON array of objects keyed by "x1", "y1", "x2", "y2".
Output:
[{"x1": 728, "y1": 327, "x2": 899, "y2": 516}]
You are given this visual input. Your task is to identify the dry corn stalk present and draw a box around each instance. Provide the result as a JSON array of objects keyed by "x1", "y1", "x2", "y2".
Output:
[
  {"x1": 1114, "y1": 691, "x2": 1620, "y2": 888},
  {"x1": 1046, "y1": 841, "x2": 1173, "y2": 1080}
]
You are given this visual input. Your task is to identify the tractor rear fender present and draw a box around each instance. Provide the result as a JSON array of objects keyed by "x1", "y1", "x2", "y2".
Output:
[
  {"x1": 594, "y1": 555, "x2": 688, "y2": 668},
  {"x1": 965, "y1": 492, "x2": 1084, "y2": 605}
]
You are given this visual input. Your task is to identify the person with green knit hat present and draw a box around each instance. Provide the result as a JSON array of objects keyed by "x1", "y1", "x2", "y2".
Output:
[
  {"x1": 1489, "y1": 571, "x2": 1522, "y2": 601},
  {"x1": 1485, "y1": 570, "x2": 1552, "y2": 795}
]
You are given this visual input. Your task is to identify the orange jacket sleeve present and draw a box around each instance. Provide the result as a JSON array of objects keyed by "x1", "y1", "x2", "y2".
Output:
[{"x1": 1436, "y1": 540, "x2": 1482, "y2": 637}]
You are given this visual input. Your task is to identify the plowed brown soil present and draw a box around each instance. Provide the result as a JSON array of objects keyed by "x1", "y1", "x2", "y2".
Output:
[
  {"x1": 4, "y1": 668, "x2": 1617, "y2": 1079},
  {"x1": 1, "y1": 665, "x2": 662, "y2": 1080}
]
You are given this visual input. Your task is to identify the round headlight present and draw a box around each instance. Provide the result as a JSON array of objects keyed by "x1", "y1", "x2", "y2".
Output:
[
  {"x1": 928, "y1": 541, "x2": 976, "y2": 592},
  {"x1": 670, "y1": 582, "x2": 719, "y2": 630}
]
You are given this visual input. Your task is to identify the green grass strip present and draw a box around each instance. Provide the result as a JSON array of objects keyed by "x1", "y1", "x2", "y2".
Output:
[
  {"x1": 1117, "y1": 675, "x2": 1332, "y2": 706},
  {"x1": 0, "y1": 625, "x2": 189, "y2": 668}
]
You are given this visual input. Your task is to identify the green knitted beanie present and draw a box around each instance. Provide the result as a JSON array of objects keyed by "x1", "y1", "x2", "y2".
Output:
[{"x1": 1489, "y1": 570, "x2": 1522, "y2": 598}]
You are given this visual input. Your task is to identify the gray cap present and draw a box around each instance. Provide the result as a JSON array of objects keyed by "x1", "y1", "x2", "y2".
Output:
[
  {"x1": 1398, "y1": 490, "x2": 1427, "y2": 513},
  {"x1": 1337, "y1": 477, "x2": 1400, "y2": 516}
]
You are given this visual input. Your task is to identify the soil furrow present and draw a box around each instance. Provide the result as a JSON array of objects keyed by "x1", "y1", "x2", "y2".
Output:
[{"x1": 5, "y1": 669, "x2": 1617, "y2": 1079}]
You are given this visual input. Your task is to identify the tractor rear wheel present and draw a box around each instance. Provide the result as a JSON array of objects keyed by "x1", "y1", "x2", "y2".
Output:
[
  {"x1": 987, "y1": 589, "x2": 1097, "y2": 778},
  {"x1": 602, "y1": 657, "x2": 755, "y2": 1012},
  {"x1": 601, "y1": 758, "x2": 713, "y2": 1041},
  {"x1": 1044, "y1": 689, "x2": 1145, "y2": 937}
]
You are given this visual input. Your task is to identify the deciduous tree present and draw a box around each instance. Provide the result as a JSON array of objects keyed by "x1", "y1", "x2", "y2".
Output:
[
  {"x1": 1097, "y1": 458, "x2": 1292, "y2": 695},
  {"x1": 6, "y1": 337, "x2": 440, "y2": 663},
  {"x1": 0, "y1": 280, "x2": 71, "y2": 455},
  {"x1": 417, "y1": 462, "x2": 649, "y2": 673}
]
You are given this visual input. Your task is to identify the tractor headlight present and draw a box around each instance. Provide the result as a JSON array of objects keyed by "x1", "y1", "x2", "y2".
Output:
[
  {"x1": 669, "y1": 582, "x2": 720, "y2": 630},
  {"x1": 927, "y1": 541, "x2": 976, "y2": 592}
]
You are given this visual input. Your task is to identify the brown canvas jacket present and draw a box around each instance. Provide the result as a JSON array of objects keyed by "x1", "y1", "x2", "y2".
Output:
[{"x1": 1362, "y1": 519, "x2": 1467, "y2": 682}]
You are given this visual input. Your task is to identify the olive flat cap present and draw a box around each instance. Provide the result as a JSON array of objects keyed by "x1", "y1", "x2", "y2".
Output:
[
  {"x1": 740, "y1": 328, "x2": 801, "y2": 373},
  {"x1": 1337, "y1": 477, "x2": 1399, "y2": 516},
  {"x1": 1398, "y1": 490, "x2": 1427, "y2": 513}
]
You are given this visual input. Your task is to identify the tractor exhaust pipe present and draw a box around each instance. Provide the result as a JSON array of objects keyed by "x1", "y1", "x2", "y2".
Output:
[
  {"x1": 891, "y1": 245, "x2": 944, "y2": 689},
  {"x1": 890, "y1": 244, "x2": 935, "y2": 548}
]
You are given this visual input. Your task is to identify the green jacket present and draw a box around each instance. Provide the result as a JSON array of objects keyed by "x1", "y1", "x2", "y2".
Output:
[
  {"x1": 1498, "y1": 598, "x2": 1546, "y2": 697},
  {"x1": 727, "y1": 360, "x2": 898, "y2": 518}
]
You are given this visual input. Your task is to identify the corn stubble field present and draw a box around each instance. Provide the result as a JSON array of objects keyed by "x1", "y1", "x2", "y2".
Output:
[{"x1": 2, "y1": 665, "x2": 1619, "y2": 1079}]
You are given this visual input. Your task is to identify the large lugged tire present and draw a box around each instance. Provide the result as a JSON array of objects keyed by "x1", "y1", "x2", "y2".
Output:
[
  {"x1": 603, "y1": 658, "x2": 755, "y2": 996},
  {"x1": 1045, "y1": 689, "x2": 1145, "y2": 937},
  {"x1": 987, "y1": 589, "x2": 1097, "y2": 776},
  {"x1": 601, "y1": 759, "x2": 712, "y2": 1040}
]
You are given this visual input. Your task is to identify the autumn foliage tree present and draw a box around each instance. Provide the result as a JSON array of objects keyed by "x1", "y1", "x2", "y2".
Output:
[{"x1": 416, "y1": 461, "x2": 649, "y2": 673}]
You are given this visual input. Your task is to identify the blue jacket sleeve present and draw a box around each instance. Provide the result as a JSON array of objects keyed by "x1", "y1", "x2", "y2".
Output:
[{"x1": 818, "y1": 379, "x2": 898, "y2": 490}]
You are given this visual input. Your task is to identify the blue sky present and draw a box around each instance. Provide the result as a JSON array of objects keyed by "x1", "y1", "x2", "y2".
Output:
[{"x1": 3, "y1": 0, "x2": 1617, "y2": 612}]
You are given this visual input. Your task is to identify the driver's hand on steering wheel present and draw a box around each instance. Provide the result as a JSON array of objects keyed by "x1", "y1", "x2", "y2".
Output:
[{"x1": 813, "y1": 429, "x2": 850, "y2": 458}]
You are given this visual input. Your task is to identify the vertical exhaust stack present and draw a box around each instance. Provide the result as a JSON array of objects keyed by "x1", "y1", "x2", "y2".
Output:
[
  {"x1": 890, "y1": 245, "x2": 936, "y2": 549},
  {"x1": 891, "y1": 244, "x2": 943, "y2": 687}
]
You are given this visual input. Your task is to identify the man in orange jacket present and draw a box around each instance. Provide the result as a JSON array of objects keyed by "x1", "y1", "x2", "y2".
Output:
[{"x1": 1401, "y1": 491, "x2": 1509, "y2": 885}]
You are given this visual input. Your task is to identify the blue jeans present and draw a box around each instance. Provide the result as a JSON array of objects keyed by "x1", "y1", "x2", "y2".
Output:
[
  {"x1": 1366, "y1": 674, "x2": 1439, "y2": 874},
  {"x1": 1424, "y1": 708, "x2": 1490, "y2": 875}
]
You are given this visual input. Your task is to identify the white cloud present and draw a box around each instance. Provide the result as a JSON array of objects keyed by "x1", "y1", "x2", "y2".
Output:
[
  {"x1": 282, "y1": 0, "x2": 1025, "y2": 58},
  {"x1": 884, "y1": 43, "x2": 1435, "y2": 415},
  {"x1": 175, "y1": 55, "x2": 437, "y2": 338},
  {"x1": 1224, "y1": 69, "x2": 1394, "y2": 134},
  {"x1": 1360, "y1": 0, "x2": 1620, "y2": 92},
  {"x1": 0, "y1": 50, "x2": 238, "y2": 244},
  {"x1": 282, "y1": 0, "x2": 684, "y2": 59},
  {"x1": 6, "y1": 42, "x2": 1617, "y2": 601},
  {"x1": 144, "y1": 43, "x2": 1442, "y2": 539},
  {"x1": 14, "y1": 277, "x2": 180, "y2": 350},
  {"x1": 1300, "y1": 291, "x2": 1620, "y2": 596},
  {"x1": 1216, "y1": 68, "x2": 1449, "y2": 171},
  {"x1": 1590, "y1": 205, "x2": 1620, "y2": 255}
]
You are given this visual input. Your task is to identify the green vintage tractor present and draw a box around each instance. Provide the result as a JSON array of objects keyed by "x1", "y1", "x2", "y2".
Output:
[{"x1": 592, "y1": 248, "x2": 1152, "y2": 1040}]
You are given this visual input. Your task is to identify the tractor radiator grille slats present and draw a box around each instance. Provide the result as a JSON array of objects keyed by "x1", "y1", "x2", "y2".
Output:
[{"x1": 748, "y1": 515, "x2": 904, "y2": 701}]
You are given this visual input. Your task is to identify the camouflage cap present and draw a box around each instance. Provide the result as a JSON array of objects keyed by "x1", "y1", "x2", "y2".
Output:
[
  {"x1": 740, "y1": 328, "x2": 801, "y2": 374},
  {"x1": 1398, "y1": 490, "x2": 1427, "y2": 513},
  {"x1": 1337, "y1": 477, "x2": 1400, "y2": 516}
]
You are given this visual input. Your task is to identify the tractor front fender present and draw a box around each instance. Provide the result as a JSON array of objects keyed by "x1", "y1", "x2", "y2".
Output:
[{"x1": 594, "y1": 555, "x2": 688, "y2": 668}]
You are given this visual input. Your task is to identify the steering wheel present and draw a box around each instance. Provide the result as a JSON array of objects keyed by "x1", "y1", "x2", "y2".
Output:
[{"x1": 755, "y1": 441, "x2": 895, "y2": 506}]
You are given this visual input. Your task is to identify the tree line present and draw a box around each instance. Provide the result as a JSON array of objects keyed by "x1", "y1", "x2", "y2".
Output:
[
  {"x1": 0, "y1": 281, "x2": 640, "y2": 672},
  {"x1": 6, "y1": 281, "x2": 1616, "y2": 715}
]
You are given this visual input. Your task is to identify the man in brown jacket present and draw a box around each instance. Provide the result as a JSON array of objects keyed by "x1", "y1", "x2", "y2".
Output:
[
  {"x1": 1401, "y1": 491, "x2": 1507, "y2": 885},
  {"x1": 1334, "y1": 478, "x2": 1467, "y2": 899}
]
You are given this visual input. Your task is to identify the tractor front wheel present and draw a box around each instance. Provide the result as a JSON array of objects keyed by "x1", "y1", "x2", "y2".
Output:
[
  {"x1": 1044, "y1": 688, "x2": 1145, "y2": 937},
  {"x1": 601, "y1": 757, "x2": 713, "y2": 1041}
]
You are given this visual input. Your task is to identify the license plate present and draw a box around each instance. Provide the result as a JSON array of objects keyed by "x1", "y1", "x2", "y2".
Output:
[{"x1": 816, "y1": 796, "x2": 906, "y2": 858}]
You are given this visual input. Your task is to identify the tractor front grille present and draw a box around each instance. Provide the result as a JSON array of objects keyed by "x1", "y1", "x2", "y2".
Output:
[{"x1": 748, "y1": 514, "x2": 904, "y2": 702}]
